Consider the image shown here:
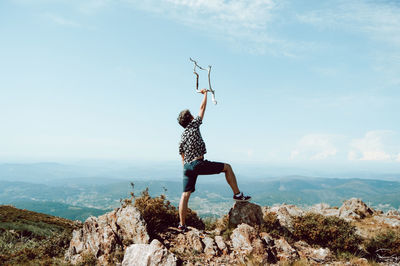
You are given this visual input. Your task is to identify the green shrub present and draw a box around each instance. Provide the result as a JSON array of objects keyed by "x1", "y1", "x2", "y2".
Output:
[
  {"x1": 292, "y1": 213, "x2": 362, "y2": 253},
  {"x1": 261, "y1": 212, "x2": 294, "y2": 241},
  {"x1": 365, "y1": 229, "x2": 400, "y2": 262},
  {"x1": 133, "y1": 188, "x2": 204, "y2": 239}
]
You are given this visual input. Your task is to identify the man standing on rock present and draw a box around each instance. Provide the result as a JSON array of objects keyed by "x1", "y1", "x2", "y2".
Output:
[{"x1": 177, "y1": 89, "x2": 251, "y2": 232}]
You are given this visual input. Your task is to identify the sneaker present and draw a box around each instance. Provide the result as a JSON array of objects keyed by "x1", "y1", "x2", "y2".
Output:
[
  {"x1": 233, "y1": 192, "x2": 251, "y2": 202},
  {"x1": 178, "y1": 224, "x2": 188, "y2": 233}
]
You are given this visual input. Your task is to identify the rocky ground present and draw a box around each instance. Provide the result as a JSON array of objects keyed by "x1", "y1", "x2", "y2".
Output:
[{"x1": 65, "y1": 198, "x2": 400, "y2": 265}]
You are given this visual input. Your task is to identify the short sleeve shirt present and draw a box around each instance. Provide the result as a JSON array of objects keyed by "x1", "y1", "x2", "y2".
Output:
[{"x1": 179, "y1": 116, "x2": 207, "y2": 164}]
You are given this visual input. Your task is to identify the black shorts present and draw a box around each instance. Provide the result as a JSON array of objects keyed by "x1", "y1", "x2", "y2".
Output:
[{"x1": 182, "y1": 159, "x2": 225, "y2": 193}]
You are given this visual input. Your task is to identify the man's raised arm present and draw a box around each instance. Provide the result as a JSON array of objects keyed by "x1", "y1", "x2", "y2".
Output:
[{"x1": 198, "y1": 89, "x2": 208, "y2": 120}]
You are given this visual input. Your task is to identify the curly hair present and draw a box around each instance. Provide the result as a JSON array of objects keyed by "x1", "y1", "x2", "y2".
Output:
[{"x1": 177, "y1": 109, "x2": 193, "y2": 128}]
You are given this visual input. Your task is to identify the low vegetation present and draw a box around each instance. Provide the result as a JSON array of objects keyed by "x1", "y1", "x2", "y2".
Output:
[
  {"x1": 365, "y1": 229, "x2": 400, "y2": 263},
  {"x1": 0, "y1": 205, "x2": 79, "y2": 266},
  {"x1": 123, "y1": 184, "x2": 204, "y2": 239},
  {"x1": 292, "y1": 213, "x2": 362, "y2": 254}
]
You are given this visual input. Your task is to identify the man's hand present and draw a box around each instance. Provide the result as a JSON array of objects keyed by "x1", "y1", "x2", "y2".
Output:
[{"x1": 200, "y1": 89, "x2": 208, "y2": 94}]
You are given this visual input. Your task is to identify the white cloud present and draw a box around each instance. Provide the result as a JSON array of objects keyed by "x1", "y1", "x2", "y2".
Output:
[
  {"x1": 349, "y1": 130, "x2": 400, "y2": 161},
  {"x1": 290, "y1": 134, "x2": 339, "y2": 160},
  {"x1": 44, "y1": 13, "x2": 81, "y2": 27},
  {"x1": 297, "y1": 0, "x2": 400, "y2": 85},
  {"x1": 120, "y1": 0, "x2": 297, "y2": 55}
]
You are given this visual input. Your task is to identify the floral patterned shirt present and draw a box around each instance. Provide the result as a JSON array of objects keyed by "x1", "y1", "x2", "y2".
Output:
[{"x1": 179, "y1": 116, "x2": 207, "y2": 164}]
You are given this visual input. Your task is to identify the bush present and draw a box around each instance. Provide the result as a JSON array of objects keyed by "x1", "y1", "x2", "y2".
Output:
[
  {"x1": 133, "y1": 188, "x2": 204, "y2": 239},
  {"x1": 365, "y1": 229, "x2": 400, "y2": 262},
  {"x1": 292, "y1": 213, "x2": 362, "y2": 253},
  {"x1": 261, "y1": 212, "x2": 294, "y2": 241}
]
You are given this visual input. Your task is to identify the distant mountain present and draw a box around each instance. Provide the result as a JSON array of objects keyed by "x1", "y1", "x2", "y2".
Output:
[
  {"x1": 10, "y1": 201, "x2": 110, "y2": 221},
  {"x1": 1, "y1": 176, "x2": 399, "y2": 220}
]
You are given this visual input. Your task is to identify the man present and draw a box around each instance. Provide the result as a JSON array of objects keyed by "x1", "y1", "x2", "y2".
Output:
[{"x1": 177, "y1": 89, "x2": 251, "y2": 232}]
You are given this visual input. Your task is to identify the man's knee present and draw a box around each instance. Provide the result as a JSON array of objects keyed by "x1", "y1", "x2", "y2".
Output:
[
  {"x1": 223, "y1": 163, "x2": 232, "y2": 172},
  {"x1": 181, "y1": 191, "x2": 191, "y2": 200}
]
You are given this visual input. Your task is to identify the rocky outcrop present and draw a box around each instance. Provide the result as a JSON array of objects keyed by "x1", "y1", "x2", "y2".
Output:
[
  {"x1": 173, "y1": 227, "x2": 204, "y2": 254},
  {"x1": 294, "y1": 240, "x2": 332, "y2": 263},
  {"x1": 230, "y1": 223, "x2": 264, "y2": 255},
  {"x1": 274, "y1": 238, "x2": 299, "y2": 261},
  {"x1": 264, "y1": 204, "x2": 303, "y2": 231},
  {"x1": 122, "y1": 239, "x2": 178, "y2": 266},
  {"x1": 338, "y1": 198, "x2": 375, "y2": 221},
  {"x1": 63, "y1": 197, "x2": 397, "y2": 265},
  {"x1": 65, "y1": 205, "x2": 149, "y2": 265},
  {"x1": 309, "y1": 203, "x2": 339, "y2": 217},
  {"x1": 228, "y1": 201, "x2": 263, "y2": 227}
]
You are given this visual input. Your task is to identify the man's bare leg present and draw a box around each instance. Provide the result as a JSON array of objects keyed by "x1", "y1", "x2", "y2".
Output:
[
  {"x1": 222, "y1": 163, "x2": 240, "y2": 195},
  {"x1": 179, "y1": 191, "x2": 191, "y2": 226}
]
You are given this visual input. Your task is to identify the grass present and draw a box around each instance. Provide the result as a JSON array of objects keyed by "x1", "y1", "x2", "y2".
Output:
[{"x1": 0, "y1": 205, "x2": 79, "y2": 266}]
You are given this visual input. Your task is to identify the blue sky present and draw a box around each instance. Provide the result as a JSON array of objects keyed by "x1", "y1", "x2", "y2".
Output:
[{"x1": 1, "y1": 0, "x2": 400, "y2": 170}]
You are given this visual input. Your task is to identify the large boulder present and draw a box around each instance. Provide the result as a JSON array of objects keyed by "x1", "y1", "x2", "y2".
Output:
[
  {"x1": 228, "y1": 201, "x2": 263, "y2": 227},
  {"x1": 122, "y1": 239, "x2": 178, "y2": 266},
  {"x1": 338, "y1": 198, "x2": 374, "y2": 221},
  {"x1": 65, "y1": 205, "x2": 149, "y2": 265},
  {"x1": 230, "y1": 223, "x2": 265, "y2": 255}
]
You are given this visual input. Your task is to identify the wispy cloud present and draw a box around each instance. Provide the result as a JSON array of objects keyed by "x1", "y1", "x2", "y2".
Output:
[
  {"x1": 44, "y1": 13, "x2": 81, "y2": 27},
  {"x1": 348, "y1": 130, "x2": 400, "y2": 161},
  {"x1": 290, "y1": 134, "x2": 340, "y2": 160},
  {"x1": 121, "y1": 0, "x2": 297, "y2": 55},
  {"x1": 297, "y1": 0, "x2": 400, "y2": 85}
]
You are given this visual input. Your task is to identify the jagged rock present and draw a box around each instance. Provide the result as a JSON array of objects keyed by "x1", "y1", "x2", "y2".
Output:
[
  {"x1": 259, "y1": 232, "x2": 278, "y2": 264},
  {"x1": 202, "y1": 236, "x2": 217, "y2": 257},
  {"x1": 386, "y1": 210, "x2": 400, "y2": 216},
  {"x1": 373, "y1": 215, "x2": 400, "y2": 227},
  {"x1": 214, "y1": 236, "x2": 228, "y2": 254},
  {"x1": 265, "y1": 204, "x2": 303, "y2": 231},
  {"x1": 274, "y1": 238, "x2": 299, "y2": 261},
  {"x1": 122, "y1": 239, "x2": 178, "y2": 266},
  {"x1": 230, "y1": 223, "x2": 264, "y2": 255},
  {"x1": 228, "y1": 201, "x2": 263, "y2": 227},
  {"x1": 65, "y1": 205, "x2": 149, "y2": 265},
  {"x1": 174, "y1": 227, "x2": 204, "y2": 254},
  {"x1": 294, "y1": 241, "x2": 332, "y2": 263},
  {"x1": 309, "y1": 203, "x2": 339, "y2": 217},
  {"x1": 338, "y1": 198, "x2": 374, "y2": 221}
]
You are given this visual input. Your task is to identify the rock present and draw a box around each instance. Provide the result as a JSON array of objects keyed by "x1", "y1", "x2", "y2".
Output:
[
  {"x1": 338, "y1": 198, "x2": 374, "y2": 221},
  {"x1": 274, "y1": 238, "x2": 299, "y2": 261},
  {"x1": 386, "y1": 210, "x2": 400, "y2": 216},
  {"x1": 214, "y1": 236, "x2": 228, "y2": 254},
  {"x1": 373, "y1": 215, "x2": 400, "y2": 227},
  {"x1": 265, "y1": 204, "x2": 303, "y2": 231},
  {"x1": 309, "y1": 203, "x2": 339, "y2": 217},
  {"x1": 122, "y1": 239, "x2": 178, "y2": 266},
  {"x1": 65, "y1": 205, "x2": 149, "y2": 265},
  {"x1": 174, "y1": 227, "x2": 204, "y2": 254},
  {"x1": 259, "y1": 232, "x2": 278, "y2": 264},
  {"x1": 230, "y1": 223, "x2": 264, "y2": 255},
  {"x1": 228, "y1": 201, "x2": 263, "y2": 227},
  {"x1": 294, "y1": 241, "x2": 332, "y2": 263},
  {"x1": 259, "y1": 232, "x2": 274, "y2": 247},
  {"x1": 202, "y1": 236, "x2": 217, "y2": 257}
]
